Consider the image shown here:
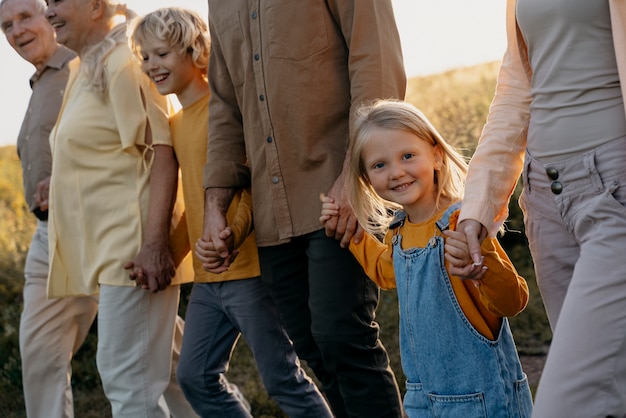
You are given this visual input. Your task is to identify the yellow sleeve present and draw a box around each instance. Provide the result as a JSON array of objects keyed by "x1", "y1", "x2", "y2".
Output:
[
  {"x1": 449, "y1": 208, "x2": 528, "y2": 318},
  {"x1": 226, "y1": 188, "x2": 254, "y2": 250},
  {"x1": 476, "y1": 237, "x2": 529, "y2": 317},
  {"x1": 349, "y1": 232, "x2": 396, "y2": 290}
]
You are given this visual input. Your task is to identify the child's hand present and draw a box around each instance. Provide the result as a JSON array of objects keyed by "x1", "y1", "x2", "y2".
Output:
[
  {"x1": 319, "y1": 193, "x2": 340, "y2": 224},
  {"x1": 443, "y1": 229, "x2": 487, "y2": 283},
  {"x1": 195, "y1": 227, "x2": 238, "y2": 273}
]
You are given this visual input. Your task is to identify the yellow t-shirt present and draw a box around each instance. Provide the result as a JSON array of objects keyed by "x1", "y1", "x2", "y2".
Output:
[
  {"x1": 48, "y1": 43, "x2": 188, "y2": 297},
  {"x1": 170, "y1": 93, "x2": 260, "y2": 282},
  {"x1": 350, "y1": 209, "x2": 529, "y2": 340}
]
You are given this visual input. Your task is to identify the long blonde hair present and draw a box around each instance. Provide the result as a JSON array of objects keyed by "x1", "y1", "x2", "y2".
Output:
[
  {"x1": 130, "y1": 7, "x2": 210, "y2": 79},
  {"x1": 81, "y1": 1, "x2": 136, "y2": 99},
  {"x1": 349, "y1": 100, "x2": 468, "y2": 235}
]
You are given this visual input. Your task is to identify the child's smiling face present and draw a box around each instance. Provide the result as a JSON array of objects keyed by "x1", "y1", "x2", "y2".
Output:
[
  {"x1": 362, "y1": 127, "x2": 442, "y2": 222},
  {"x1": 138, "y1": 33, "x2": 196, "y2": 98}
]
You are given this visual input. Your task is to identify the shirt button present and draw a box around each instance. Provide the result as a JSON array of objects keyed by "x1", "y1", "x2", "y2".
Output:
[
  {"x1": 259, "y1": 94, "x2": 265, "y2": 101},
  {"x1": 266, "y1": 136, "x2": 273, "y2": 143},
  {"x1": 271, "y1": 176, "x2": 279, "y2": 184},
  {"x1": 254, "y1": 53, "x2": 260, "y2": 61},
  {"x1": 251, "y1": 11, "x2": 257, "y2": 19}
]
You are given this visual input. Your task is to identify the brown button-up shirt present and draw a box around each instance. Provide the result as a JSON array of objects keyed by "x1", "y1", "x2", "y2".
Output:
[
  {"x1": 17, "y1": 45, "x2": 75, "y2": 216},
  {"x1": 204, "y1": 0, "x2": 407, "y2": 246}
]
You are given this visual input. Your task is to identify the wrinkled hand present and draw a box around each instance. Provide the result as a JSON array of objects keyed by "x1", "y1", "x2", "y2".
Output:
[
  {"x1": 34, "y1": 176, "x2": 50, "y2": 211},
  {"x1": 445, "y1": 219, "x2": 487, "y2": 280},
  {"x1": 124, "y1": 241, "x2": 175, "y2": 293},
  {"x1": 196, "y1": 227, "x2": 238, "y2": 273}
]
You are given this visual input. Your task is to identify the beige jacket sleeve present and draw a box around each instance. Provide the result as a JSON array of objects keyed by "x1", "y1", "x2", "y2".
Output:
[{"x1": 459, "y1": 0, "x2": 533, "y2": 236}]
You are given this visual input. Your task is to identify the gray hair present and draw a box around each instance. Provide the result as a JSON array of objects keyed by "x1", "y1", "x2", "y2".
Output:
[{"x1": 0, "y1": 0, "x2": 46, "y2": 14}]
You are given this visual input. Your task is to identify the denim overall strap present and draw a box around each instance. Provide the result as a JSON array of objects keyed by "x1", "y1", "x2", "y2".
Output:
[
  {"x1": 392, "y1": 204, "x2": 532, "y2": 418},
  {"x1": 435, "y1": 202, "x2": 462, "y2": 233}
]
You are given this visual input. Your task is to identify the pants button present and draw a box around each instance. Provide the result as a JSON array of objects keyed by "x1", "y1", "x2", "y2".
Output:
[
  {"x1": 550, "y1": 181, "x2": 563, "y2": 194},
  {"x1": 546, "y1": 167, "x2": 559, "y2": 180}
]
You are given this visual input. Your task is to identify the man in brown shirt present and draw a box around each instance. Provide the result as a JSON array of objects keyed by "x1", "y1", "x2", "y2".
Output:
[
  {"x1": 0, "y1": 0, "x2": 97, "y2": 416},
  {"x1": 201, "y1": 1, "x2": 407, "y2": 416}
]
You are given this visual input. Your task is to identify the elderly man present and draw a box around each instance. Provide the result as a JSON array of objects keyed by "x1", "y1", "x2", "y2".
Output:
[{"x1": 0, "y1": 0, "x2": 98, "y2": 417}]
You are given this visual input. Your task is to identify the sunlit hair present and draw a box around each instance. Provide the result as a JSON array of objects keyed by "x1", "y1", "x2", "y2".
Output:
[
  {"x1": 349, "y1": 99, "x2": 468, "y2": 236},
  {"x1": 130, "y1": 7, "x2": 210, "y2": 78},
  {"x1": 80, "y1": 1, "x2": 136, "y2": 99}
]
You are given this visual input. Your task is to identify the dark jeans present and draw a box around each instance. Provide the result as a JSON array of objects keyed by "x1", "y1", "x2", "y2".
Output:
[
  {"x1": 176, "y1": 279, "x2": 332, "y2": 418},
  {"x1": 258, "y1": 229, "x2": 404, "y2": 418}
]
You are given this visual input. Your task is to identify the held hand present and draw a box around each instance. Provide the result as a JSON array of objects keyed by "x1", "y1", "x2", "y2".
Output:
[
  {"x1": 34, "y1": 176, "x2": 50, "y2": 211},
  {"x1": 202, "y1": 209, "x2": 231, "y2": 259},
  {"x1": 123, "y1": 261, "x2": 148, "y2": 290},
  {"x1": 443, "y1": 229, "x2": 487, "y2": 280},
  {"x1": 445, "y1": 219, "x2": 488, "y2": 279},
  {"x1": 320, "y1": 180, "x2": 364, "y2": 248},
  {"x1": 124, "y1": 241, "x2": 175, "y2": 293},
  {"x1": 196, "y1": 227, "x2": 237, "y2": 273},
  {"x1": 319, "y1": 193, "x2": 339, "y2": 224}
]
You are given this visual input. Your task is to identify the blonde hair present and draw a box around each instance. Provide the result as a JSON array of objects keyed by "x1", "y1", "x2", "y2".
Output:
[
  {"x1": 81, "y1": 1, "x2": 136, "y2": 98},
  {"x1": 349, "y1": 99, "x2": 468, "y2": 235},
  {"x1": 130, "y1": 7, "x2": 210, "y2": 78}
]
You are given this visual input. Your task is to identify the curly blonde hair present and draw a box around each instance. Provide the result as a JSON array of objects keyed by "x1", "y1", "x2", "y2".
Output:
[
  {"x1": 130, "y1": 7, "x2": 210, "y2": 78},
  {"x1": 349, "y1": 99, "x2": 468, "y2": 236}
]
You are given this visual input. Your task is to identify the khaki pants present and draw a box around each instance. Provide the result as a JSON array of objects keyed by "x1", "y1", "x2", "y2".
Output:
[
  {"x1": 97, "y1": 285, "x2": 197, "y2": 418},
  {"x1": 20, "y1": 220, "x2": 98, "y2": 418},
  {"x1": 520, "y1": 138, "x2": 626, "y2": 417}
]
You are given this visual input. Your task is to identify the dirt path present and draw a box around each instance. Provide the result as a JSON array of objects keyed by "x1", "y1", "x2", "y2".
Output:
[{"x1": 519, "y1": 355, "x2": 546, "y2": 390}]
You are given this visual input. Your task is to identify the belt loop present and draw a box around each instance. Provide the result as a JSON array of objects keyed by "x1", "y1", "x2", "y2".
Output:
[{"x1": 583, "y1": 153, "x2": 603, "y2": 192}]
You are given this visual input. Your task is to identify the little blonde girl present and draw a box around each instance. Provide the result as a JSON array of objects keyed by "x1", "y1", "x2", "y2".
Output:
[{"x1": 321, "y1": 100, "x2": 533, "y2": 417}]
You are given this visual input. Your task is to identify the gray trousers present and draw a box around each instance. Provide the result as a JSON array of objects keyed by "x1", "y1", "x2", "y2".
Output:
[
  {"x1": 20, "y1": 220, "x2": 98, "y2": 418},
  {"x1": 520, "y1": 137, "x2": 626, "y2": 418}
]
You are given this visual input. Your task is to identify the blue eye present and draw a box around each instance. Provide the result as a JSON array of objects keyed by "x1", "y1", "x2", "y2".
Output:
[
  {"x1": 373, "y1": 162, "x2": 385, "y2": 170},
  {"x1": 402, "y1": 153, "x2": 414, "y2": 160}
]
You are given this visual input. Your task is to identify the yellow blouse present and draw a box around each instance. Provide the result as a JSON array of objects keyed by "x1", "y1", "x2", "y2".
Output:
[{"x1": 47, "y1": 43, "x2": 188, "y2": 297}]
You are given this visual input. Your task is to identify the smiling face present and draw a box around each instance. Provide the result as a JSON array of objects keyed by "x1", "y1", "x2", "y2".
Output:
[
  {"x1": 0, "y1": 0, "x2": 56, "y2": 70},
  {"x1": 362, "y1": 127, "x2": 443, "y2": 222},
  {"x1": 44, "y1": 0, "x2": 95, "y2": 55},
  {"x1": 138, "y1": 33, "x2": 203, "y2": 106}
]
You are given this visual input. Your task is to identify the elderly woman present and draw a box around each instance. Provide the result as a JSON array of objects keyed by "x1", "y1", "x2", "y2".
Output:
[{"x1": 44, "y1": 1, "x2": 195, "y2": 417}]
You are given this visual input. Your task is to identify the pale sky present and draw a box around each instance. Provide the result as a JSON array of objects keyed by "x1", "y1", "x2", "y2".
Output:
[{"x1": 0, "y1": 0, "x2": 506, "y2": 146}]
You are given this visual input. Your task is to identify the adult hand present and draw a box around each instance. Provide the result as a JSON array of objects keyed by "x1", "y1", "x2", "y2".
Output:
[
  {"x1": 446, "y1": 219, "x2": 487, "y2": 279},
  {"x1": 124, "y1": 241, "x2": 175, "y2": 293},
  {"x1": 34, "y1": 176, "x2": 50, "y2": 211},
  {"x1": 323, "y1": 174, "x2": 363, "y2": 248},
  {"x1": 202, "y1": 187, "x2": 236, "y2": 258},
  {"x1": 443, "y1": 229, "x2": 487, "y2": 282}
]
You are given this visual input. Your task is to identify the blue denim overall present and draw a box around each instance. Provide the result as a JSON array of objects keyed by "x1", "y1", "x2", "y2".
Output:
[{"x1": 391, "y1": 203, "x2": 533, "y2": 418}]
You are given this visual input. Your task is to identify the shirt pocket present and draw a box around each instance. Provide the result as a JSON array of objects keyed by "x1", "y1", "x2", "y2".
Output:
[
  {"x1": 265, "y1": 0, "x2": 329, "y2": 61},
  {"x1": 213, "y1": 12, "x2": 248, "y2": 87}
]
